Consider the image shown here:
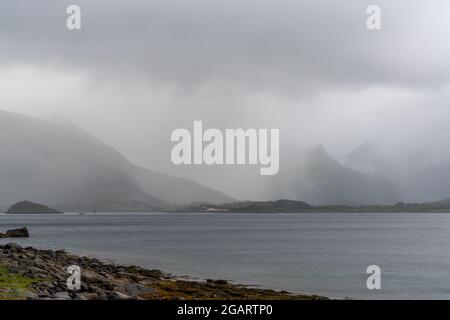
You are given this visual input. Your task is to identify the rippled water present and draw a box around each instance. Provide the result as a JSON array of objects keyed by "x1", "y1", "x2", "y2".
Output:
[{"x1": 1, "y1": 212, "x2": 450, "y2": 299}]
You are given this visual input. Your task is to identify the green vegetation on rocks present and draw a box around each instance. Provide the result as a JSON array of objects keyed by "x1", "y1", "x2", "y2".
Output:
[
  {"x1": 0, "y1": 244, "x2": 326, "y2": 300},
  {"x1": 0, "y1": 264, "x2": 37, "y2": 300}
]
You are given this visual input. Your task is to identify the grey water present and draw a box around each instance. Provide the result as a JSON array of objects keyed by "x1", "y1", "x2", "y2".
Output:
[{"x1": 1, "y1": 212, "x2": 450, "y2": 299}]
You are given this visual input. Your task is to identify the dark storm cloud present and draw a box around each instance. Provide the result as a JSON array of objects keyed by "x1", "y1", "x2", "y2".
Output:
[{"x1": 1, "y1": 0, "x2": 449, "y2": 91}]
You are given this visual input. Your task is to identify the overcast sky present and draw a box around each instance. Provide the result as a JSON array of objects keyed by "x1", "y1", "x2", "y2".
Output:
[{"x1": 0, "y1": 0, "x2": 449, "y2": 198}]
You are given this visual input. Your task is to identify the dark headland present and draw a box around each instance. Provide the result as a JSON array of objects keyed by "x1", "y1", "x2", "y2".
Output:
[{"x1": 5, "y1": 201, "x2": 61, "y2": 214}]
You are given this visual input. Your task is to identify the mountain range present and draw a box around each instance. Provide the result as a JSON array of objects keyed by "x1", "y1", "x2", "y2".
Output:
[
  {"x1": 1, "y1": 110, "x2": 449, "y2": 211},
  {"x1": 264, "y1": 145, "x2": 399, "y2": 205},
  {"x1": 0, "y1": 110, "x2": 232, "y2": 211},
  {"x1": 341, "y1": 142, "x2": 450, "y2": 203}
]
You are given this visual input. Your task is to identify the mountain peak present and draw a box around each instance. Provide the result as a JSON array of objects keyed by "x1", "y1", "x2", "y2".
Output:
[
  {"x1": 347, "y1": 142, "x2": 376, "y2": 157},
  {"x1": 341, "y1": 142, "x2": 383, "y2": 176},
  {"x1": 309, "y1": 144, "x2": 328, "y2": 156},
  {"x1": 307, "y1": 145, "x2": 335, "y2": 163}
]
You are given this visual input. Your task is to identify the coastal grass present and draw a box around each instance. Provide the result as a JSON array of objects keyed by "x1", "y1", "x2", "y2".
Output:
[{"x1": 0, "y1": 264, "x2": 36, "y2": 300}]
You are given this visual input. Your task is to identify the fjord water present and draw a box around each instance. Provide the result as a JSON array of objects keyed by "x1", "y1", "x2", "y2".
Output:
[{"x1": 1, "y1": 212, "x2": 450, "y2": 299}]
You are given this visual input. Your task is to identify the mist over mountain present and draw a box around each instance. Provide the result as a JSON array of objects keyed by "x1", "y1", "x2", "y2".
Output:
[
  {"x1": 404, "y1": 165, "x2": 450, "y2": 203},
  {"x1": 342, "y1": 142, "x2": 450, "y2": 203},
  {"x1": 341, "y1": 142, "x2": 386, "y2": 177},
  {"x1": 0, "y1": 110, "x2": 233, "y2": 211},
  {"x1": 3, "y1": 110, "x2": 450, "y2": 210},
  {"x1": 265, "y1": 145, "x2": 400, "y2": 205}
]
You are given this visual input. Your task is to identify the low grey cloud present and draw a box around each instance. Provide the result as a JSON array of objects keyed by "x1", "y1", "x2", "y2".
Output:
[
  {"x1": 2, "y1": 0, "x2": 449, "y2": 90},
  {"x1": 0, "y1": 0, "x2": 449, "y2": 198}
]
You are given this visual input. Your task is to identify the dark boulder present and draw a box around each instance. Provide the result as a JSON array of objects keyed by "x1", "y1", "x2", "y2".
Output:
[
  {"x1": 5, "y1": 243, "x2": 23, "y2": 250},
  {"x1": 5, "y1": 227, "x2": 30, "y2": 238}
]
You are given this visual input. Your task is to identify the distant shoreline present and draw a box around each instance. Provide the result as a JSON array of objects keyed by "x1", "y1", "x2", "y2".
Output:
[
  {"x1": 4, "y1": 210, "x2": 450, "y2": 215},
  {"x1": 171, "y1": 199, "x2": 450, "y2": 214},
  {"x1": 4, "y1": 198, "x2": 450, "y2": 215}
]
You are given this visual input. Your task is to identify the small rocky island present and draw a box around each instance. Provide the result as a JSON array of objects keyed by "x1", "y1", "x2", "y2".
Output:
[{"x1": 5, "y1": 201, "x2": 61, "y2": 214}]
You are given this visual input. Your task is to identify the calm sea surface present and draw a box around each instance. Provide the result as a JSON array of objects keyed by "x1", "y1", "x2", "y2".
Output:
[{"x1": 1, "y1": 212, "x2": 450, "y2": 299}]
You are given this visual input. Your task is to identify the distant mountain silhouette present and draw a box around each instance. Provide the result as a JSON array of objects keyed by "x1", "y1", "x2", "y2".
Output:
[
  {"x1": 267, "y1": 145, "x2": 399, "y2": 205},
  {"x1": 4, "y1": 110, "x2": 449, "y2": 209},
  {"x1": 0, "y1": 110, "x2": 233, "y2": 211},
  {"x1": 341, "y1": 142, "x2": 382, "y2": 176},
  {"x1": 341, "y1": 142, "x2": 450, "y2": 203},
  {"x1": 404, "y1": 164, "x2": 450, "y2": 203}
]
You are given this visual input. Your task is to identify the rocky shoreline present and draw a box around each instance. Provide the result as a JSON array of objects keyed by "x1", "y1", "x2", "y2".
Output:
[{"x1": 0, "y1": 243, "x2": 327, "y2": 300}]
